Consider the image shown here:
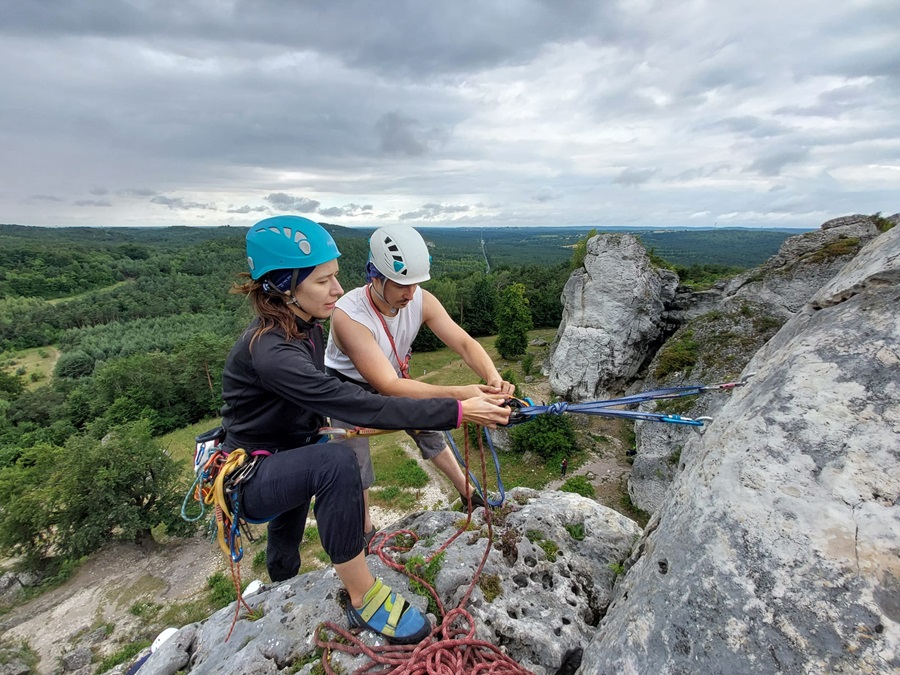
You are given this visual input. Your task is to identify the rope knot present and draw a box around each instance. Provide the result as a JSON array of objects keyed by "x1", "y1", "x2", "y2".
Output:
[{"x1": 548, "y1": 402, "x2": 568, "y2": 415}]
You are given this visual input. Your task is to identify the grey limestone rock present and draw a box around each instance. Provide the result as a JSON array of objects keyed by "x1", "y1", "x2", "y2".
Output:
[
  {"x1": 137, "y1": 490, "x2": 639, "y2": 675},
  {"x1": 547, "y1": 234, "x2": 678, "y2": 401},
  {"x1": 581, "y1": 224, "x2": 900, "y2": 674}
]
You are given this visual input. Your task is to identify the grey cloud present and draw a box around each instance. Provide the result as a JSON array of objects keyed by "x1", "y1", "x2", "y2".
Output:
[
  {"x1": 265, "y1": 193, "x2": 321, "y2": 213},
  {"x1": 30, "y1": 194, "x2": 64, "y2": 202},
  {"x1": 375, "y1": 112, "x2": 450, "y2": 156},
  {"x1": 776, "y1": 84, "x2": 876, "y2": 119},
  {"x1": 699, "y1": 116, "x2": 789, "y2": 139},
  {"x1": 1, "y1": 1, "x2": 628, "y2": 78},
  {"x1": 74, "y1": 199, "x2": 112, "y2": 207},
  {"x1": 226, "y1": 205, "x2": 269, "y2": 214},
  {"x1": 399, "y1": 203, "x2": 470, "y2": 220},
  {"x1": 150, "y1": 195, "x2": 216, "y2": 210},
  {"x1": 533, "y1": 186, "x2": 562, "y2": 202},
  {"x1": 317, "y1": 203, "x2": 374, "y2": 218},
  {"x1": 613, "y1": 168, "x2": 659, "y2": 186},
  {"x1": 745, "y1": 147, "x2": 809, "y2": 176},
  {"x1": 120, "y1": 188, "x2": 157, "y2": 197},
  {"x1": 89, "y1": 187, "x2": 109, "y2": 196}
]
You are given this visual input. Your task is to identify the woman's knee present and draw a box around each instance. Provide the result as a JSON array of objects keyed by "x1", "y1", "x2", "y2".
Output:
[{"x1": 318, "y1": 443, "x2": 361, "y2": 487}]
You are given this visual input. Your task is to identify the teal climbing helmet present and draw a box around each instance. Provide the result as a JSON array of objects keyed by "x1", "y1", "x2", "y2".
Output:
[{"x1": 246, "y1": 215, "x2": 341, "y2": 280}]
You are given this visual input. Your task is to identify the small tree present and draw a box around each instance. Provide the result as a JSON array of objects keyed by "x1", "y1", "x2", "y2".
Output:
[
  {"x1": 495, "y1": 283, "x2": 532, "y2": 360},
  {"x1": 0, "y1": 420, "x2": 191, "y2": 561}
]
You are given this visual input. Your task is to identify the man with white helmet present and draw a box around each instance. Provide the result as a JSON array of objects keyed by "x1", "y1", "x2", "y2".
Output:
[{"x1": 325, "y1": 224, "x2": 514, "y2": 543}]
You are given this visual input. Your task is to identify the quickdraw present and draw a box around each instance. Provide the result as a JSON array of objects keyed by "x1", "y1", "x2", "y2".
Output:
[{"x1": 503, "y1": 373, "x2": 755, "y2": 429}]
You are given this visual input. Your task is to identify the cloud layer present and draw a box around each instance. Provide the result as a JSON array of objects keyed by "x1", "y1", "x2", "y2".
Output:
[{"x1": 1, "y1": 0, "x2": 897, "y2": 229}]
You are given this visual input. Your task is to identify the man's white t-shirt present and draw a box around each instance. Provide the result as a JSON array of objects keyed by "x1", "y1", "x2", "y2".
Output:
[{"x1": 324, "y1": 285, "x2": 424, "y2": 382}]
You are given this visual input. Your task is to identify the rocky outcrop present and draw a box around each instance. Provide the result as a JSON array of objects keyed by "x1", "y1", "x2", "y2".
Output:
[
  {"x1": 546, "y1": 234, "x2": 678, "y2": 400},
  {"x1": 132, "y1": 490, "x2": 641, "y2": 675},
  {"x1": 582, "y1": 224, "x2": 900, "y2": 673},
  {"x1": 630, "y1": 214, "x2": 889, "y2": 513},
  {"x1": 721, "y1": 214, "x2": 881, "y2": 318}
]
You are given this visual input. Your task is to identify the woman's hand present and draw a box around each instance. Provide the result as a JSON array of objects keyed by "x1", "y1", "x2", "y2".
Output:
[
  {"x1": 460, "y1": 395, "x2": 511, "y2": 428},
  {"x1": 486, "y1": 377, "x2": 516, "y2": 397}
]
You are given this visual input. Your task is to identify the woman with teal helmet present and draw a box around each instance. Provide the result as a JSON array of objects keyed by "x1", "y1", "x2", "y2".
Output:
[{"x1": 220, "y1": 215, "x2": 510, "y2": 645}]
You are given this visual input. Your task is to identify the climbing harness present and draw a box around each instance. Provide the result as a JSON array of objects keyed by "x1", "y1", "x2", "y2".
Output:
[
  {"x1": 504, "y1": 373, "x2": 755, "y2": 429},
  {"x1": 315, "y1": 426, "x2": 534, "y2": 674}
]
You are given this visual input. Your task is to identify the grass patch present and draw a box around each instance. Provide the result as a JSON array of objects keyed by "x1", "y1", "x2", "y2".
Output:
[
  {"x1": 654, "y1": 330, "x2": 699, "y2": 379},
  {"x1": 371, "y1": 445, "x2": 429, "y2": 489},
  {"x1": 369, "y1": 486, "x2": 418, "y2": 510},
  {"x1": 802, "y1": 237, "x2": 861, "y2": 263},
  {"x1": 560, "y1": 475, "x2": 596, "y2": 499},
  {"x1": 405, "y1": 553, "x2": 445, "y2": 615},
  {"x1": 0, "y1": 639, "x2": 39, "y2": 671},
  {"x1": 96, "y1": 639, "x2": 152, "y2": 672},
  {"x1": 478, "y1": 573, "x2": 502, "y2": 603}
]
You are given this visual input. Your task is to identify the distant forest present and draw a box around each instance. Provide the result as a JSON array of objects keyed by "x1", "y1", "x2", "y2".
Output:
[
  {"x1": 0, "y1": 223, "x2": 797, "y2": 433},
  {"x1": 0, "y1": 222, "x2": 799, "y2": 564}
]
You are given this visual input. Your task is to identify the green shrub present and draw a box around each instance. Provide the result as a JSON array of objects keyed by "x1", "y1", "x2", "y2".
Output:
[
  {"x1": 522, "y1": 352, "x2": 535, "y2": 376},
  {"x1": 871, "y1": 212, "x2": 895, "y2": 233},
  {"x1": 207, "y1": 571, "x2": 237, "y2": 608},
  {"x1": 560, "y1": 475, "x2": 595, "y2": 499},
  {"x1": 509, "y1": 414, "x2": 576, "y2": 460}
]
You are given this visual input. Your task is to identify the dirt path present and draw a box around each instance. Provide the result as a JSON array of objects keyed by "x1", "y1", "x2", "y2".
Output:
[{"x1": 1, "y1": 536, "x2": 222, "y2": 673}]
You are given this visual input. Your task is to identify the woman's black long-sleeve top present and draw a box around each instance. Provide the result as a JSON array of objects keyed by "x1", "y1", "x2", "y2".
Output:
[{"x1": 220, "y1": 317, "x2": 461, "y2": 452}]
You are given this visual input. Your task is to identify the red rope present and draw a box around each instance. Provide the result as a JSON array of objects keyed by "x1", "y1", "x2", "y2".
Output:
[{"x1": 315, "y1": 427, "x2": 534, "y2": 674}]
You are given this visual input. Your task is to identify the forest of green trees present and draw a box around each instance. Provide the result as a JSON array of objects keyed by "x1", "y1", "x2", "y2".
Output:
[{"x1": 0, "y1": 223, "x2": 794, "y2": 569}]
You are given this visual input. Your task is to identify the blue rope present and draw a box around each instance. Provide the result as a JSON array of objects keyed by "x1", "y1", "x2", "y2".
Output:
[
  {"x1": 445, "y1": 429, "x2": 506, "y2": 507},
  {"x1": 508, "y1": 376, "x2": 752, "y2": 427}
]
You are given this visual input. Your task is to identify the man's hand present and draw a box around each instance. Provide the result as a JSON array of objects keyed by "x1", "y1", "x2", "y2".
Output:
[{"x1": 460, "y1": 396, "x2": 511, "y2": 428}]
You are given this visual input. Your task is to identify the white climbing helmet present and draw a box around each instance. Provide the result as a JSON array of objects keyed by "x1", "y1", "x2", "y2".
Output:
[{"x1": 369, "y1": 225, "x2": 431, "y2": 285}]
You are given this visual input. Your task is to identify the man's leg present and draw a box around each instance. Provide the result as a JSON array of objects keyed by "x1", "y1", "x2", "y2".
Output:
[
  {"x1": 430, "y1": 445, "x2": 473, "y2": 496},
  {"x1": 332, "y1": 419, "x2": 376, "y2": 533},
  {"x1": 409, "y1": 431, "x2": 483, "y2": 505}
]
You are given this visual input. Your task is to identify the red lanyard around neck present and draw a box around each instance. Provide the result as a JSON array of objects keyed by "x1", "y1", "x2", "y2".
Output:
[{"x1": 365, "y1": 284, "x2": 411, "y2": 379}]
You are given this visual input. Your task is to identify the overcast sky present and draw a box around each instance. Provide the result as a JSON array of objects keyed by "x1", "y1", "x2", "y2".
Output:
[{"x1": 1, "y1": 0, "x2": 897, "y2": 230}]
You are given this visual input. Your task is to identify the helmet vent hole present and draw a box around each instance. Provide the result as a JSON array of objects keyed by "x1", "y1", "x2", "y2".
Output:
[
  {"x1": 268, "y1": 226, "x2": 280, "y2": 234},
  {"x1": 294, "y1": 231, "x2": 306, "y2": 243},
  {"x1": 298, "y1": 240, "x2": 311, "y2": 254}
]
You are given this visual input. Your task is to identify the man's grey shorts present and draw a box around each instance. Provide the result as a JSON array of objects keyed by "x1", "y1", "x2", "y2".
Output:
[{"x1": 330, "y1": 420, "x2": 446, "y2": 490}]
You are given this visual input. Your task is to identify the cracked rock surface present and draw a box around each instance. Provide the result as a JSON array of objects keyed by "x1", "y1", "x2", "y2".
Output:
[
  {"x1": 133, "y1": 490, "x2": 640, "y2": 675},
  {"x1": 582, "y1": 224, "x2": 900, "y2": 674}
]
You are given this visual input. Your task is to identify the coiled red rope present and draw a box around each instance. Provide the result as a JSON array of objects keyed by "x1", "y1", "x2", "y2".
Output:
[{"x1": 315, "y1": 428, "x2": 534, "y2": 674}]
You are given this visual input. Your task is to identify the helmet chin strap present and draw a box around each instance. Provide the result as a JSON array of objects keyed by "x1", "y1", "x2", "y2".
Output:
[{"x1": 371, "y1": 278, "x2": 399, "y2": 315}]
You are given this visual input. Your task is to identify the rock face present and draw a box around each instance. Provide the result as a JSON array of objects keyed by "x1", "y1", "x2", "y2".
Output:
[
  {"x1": 547, "y1": 234, "x2": 678, "y2": 400},
  {"x1": 133, "y1": 490, "x2": 641, "y2": 675},
  {"x1": 581, "y1": 224, "x2": 900, "y2": 674},
  {"x1": 630, "y1": 214, "x2": 887, "y2": 514}
]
